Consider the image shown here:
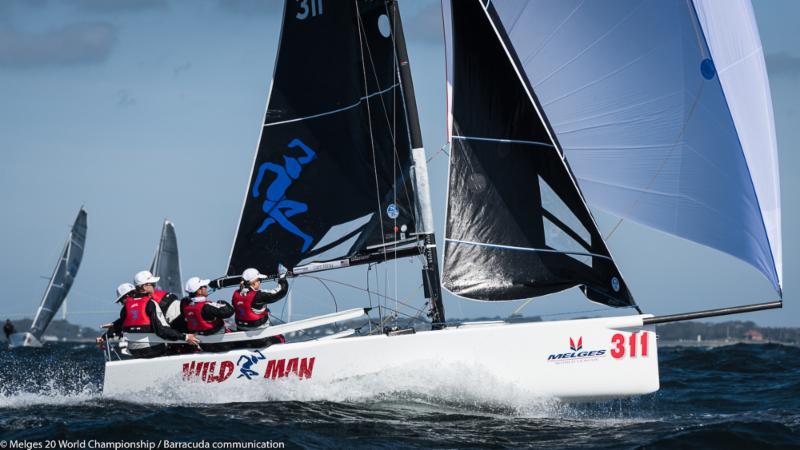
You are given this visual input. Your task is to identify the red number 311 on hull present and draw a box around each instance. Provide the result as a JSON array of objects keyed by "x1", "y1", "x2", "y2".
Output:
[{"x1": 610, "y1": 331, "x2": 649, "y2": 359}]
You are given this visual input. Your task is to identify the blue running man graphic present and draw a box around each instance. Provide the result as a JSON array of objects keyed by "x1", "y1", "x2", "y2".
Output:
[
  {"x1": 237, "y1": 350, "x2": 266, "y2": 380},
  {"x1": 252, "y1": 138, "x2": 317, "y2": 253}
]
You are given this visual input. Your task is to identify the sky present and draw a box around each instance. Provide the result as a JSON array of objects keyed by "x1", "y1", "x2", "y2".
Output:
[{"x1": 0, "y1": 0, "x2": 798, "y2": 329}]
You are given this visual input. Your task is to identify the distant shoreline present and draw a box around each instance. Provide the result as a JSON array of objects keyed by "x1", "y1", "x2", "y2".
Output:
[{"x1": 659, "y1": 338, "x2": 798, "y2": 348}]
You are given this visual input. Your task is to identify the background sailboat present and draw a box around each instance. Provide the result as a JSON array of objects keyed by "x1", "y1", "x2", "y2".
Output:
[
  {"x1": 10, "y1": 208, "x2": 87, "y2": 348},
  {"x1": 150, "y1": 220, "x2": 183, "y2": 296}
]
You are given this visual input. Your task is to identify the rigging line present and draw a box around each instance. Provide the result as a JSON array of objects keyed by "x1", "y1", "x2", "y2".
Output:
[
  {"x1": 379, "y1": 1, "x2": 400, "y2": 326},
  {"x1": 302, "y1": 273, "x2": 424, "y2": 315},
  {"x1": 452, "y1": 135, "x2": 554, "y2": 147},
  {"x1": 359, "y1": 6, "x2": 396, "y2": 143},
  {"x1": 605, "y1": 80, "x2": 707, "y2": 241},
  {"x1": 263, "y1": 83, "x2": 399, "y2": 128},
  {"x1": 366, "y1": 264, "x2": 374, "y2": 333},
  {"x1": 426, "y1": 143, "x2": 450, "y2": 163},
  {"x1": 446, "y1": 238, "x2": 613, "y2": 261},
  {"x1": 365, "y1": 1, "x2": 415, "y2": 219},
  {"x1": 355, "y1": 2, "x2": 389, "y2": 264},
  {"x1": 538, "y1": 304, "x2": 640, "y2": 319},
  {"x1": 376, "y1": 303, "x2": 431, "y2": 324}
]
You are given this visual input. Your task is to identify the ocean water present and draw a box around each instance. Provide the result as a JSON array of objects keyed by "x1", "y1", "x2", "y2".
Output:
[{"x1": 0, "y1": 342, "x2": 799, "y2": 449}]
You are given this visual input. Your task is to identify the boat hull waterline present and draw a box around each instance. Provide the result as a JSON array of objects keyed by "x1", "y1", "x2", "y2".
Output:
[
  {"x1": 104, "y1": 314, "x2": 659, "y2": 402},
  {"x1": 8, "y1": 332, "x2": 43, "y2": 348}
]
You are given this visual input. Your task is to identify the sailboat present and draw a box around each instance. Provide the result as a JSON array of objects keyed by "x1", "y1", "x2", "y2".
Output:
[
  {"x1": 150, "y1": 220, "x2": 183, "y2": 296},
  {"x1": 10, "y1": 208, "x2": 88, "y2": 348},
  {"x1": 103, "y1": 0, "x2": 781, "y2": 401}
]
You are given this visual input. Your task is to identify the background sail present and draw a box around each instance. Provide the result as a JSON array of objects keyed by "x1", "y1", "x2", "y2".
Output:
[
  {"x1": 150, "y1": 220, "x2": 182, "y2": 295},
  {"x1": 29, "y1": 208, "x2": 87, "y2": 340},
  {"x1": 442, "y1": 0, "x2": 634, "y2": 307},
  {"x1": 489, "y1": 0, "x2": 782, "y2": 294},
  {"x1": 228, "y1": 0, "x2": 417, "y2": 276}
]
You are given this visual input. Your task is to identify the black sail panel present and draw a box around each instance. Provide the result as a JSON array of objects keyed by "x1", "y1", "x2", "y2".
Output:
[
  {"x1": 228, "y1": 0, "x2": 417, "y2": 276},
  {"x1": 443, "y1": 0, "x2": 633, "y2": 307}
]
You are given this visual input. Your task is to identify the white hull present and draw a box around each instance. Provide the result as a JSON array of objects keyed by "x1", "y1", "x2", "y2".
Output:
[
  {"x1": 103, "y1": 314, "x2": 659, "y2": 402},
  {"x1": 8, "y1": 332, "x2": 43, "y2": 348}
]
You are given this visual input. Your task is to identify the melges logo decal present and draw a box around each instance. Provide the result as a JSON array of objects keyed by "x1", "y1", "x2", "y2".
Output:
[{"x1": 547, "y1": 336, "x2": 606, "y2": 363}]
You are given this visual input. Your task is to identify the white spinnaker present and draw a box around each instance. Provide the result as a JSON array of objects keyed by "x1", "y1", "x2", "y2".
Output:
[
  {"x1": 484, "y1": 0, "x2": 781, "y2": 293},
  {"x1": 692, "y1": 0, "x2": 781, "y2": 291}
]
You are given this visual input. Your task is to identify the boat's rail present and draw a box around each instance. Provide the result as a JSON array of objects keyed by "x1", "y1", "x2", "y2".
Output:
[{"x1": 102, "y1": 307, "x2": 369, "y2": 361}]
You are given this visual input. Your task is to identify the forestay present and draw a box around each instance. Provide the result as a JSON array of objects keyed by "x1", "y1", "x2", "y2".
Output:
[
  {"x1": 228, "y1": 0, "x2": 419, "y2": 277},
  {"x1": 441, "y1": 0, "x2": 634, "y2": 307},
  {"x1": 489, "y1": 0, "x2": 782, "y2": 294},
  {"x1": 30, "y1": 208, "x2": 87, "y2": 340}
]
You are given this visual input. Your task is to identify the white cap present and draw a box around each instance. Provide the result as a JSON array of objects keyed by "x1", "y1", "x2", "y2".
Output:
[
  {"x1": 134, "y1": 270, "x2": 160, "y2": 287},
  {"x1": 242, "y1": 268, "x2": 265, "y2": 282},
  {"x1": 115, "y1": 283, "x2": 135, "y2": 302},
  {"x1": 184, "y1": 276, "x2": 210, "y2": 294}
]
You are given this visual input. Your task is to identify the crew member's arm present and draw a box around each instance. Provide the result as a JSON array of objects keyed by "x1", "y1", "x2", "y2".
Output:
[
  {"x1": 146, "y1": 300, "x2": 187, "y2": 341},
  {"x1": 201, "y1": 301, "x2": 235, "y2": 321},
  {"x1": 251, "y1": 278, "x2": 289, "y2": 310},
  {"x1": 102, "y1": 307, "x2": 126, "y2": 340}
]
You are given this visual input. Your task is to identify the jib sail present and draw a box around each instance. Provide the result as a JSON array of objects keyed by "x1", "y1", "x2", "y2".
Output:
[
  {"x1": 30, "y1": 207, "x2": 87, "y2": 340},
  {"x1": 441, "y1": 0, "x2": 634, "y2": 307},
  {"x1": 150, "y1": 220, "x2": 182, "y2": 295},
  {"x1": 228, "y1": 0, "x2": 420, "y2": 277}
]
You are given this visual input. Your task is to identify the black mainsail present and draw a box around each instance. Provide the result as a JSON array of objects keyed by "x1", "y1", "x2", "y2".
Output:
[
  {"x1": 29, "y1": 208, "x2": 88, "y2": 342},
  {"x1": 442, "y1": 0, "x2": 634, "y2": 307},
  {"x1": 150, "y1": 220, "x2": 182, "y2": 295},
  {"x1": 227, "y1": 0, "x2": 443, "y2": 322}
]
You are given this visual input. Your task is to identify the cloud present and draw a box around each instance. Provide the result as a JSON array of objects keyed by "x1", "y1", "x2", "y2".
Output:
[
  {"x1": 73, "y1": 0, "x2": 167, "y2": 13},
  {"x1": 173, "y1": 61, "x2": 192, "y2": 76},
  {"x1": 0, "y1": 22, "x2": 117, "y2": 68},
  {"x1": 404, "y1": 3, "x2": 442, "y2": 44},
  {"x1": 766, "y1": 52, "x2": 800, "y2": 78},
  {"x1": 216, "y1": 0, "x2": 282, "y2": 16},
  {"x1": 116, "y1": 89, "x2": 136, "y2": 107}
]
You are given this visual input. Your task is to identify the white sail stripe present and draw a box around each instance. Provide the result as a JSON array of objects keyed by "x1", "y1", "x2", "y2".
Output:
[
  {"x1": 264, "y1": 83, "x2": 400, "y2": 128},
  {"x1": 452, "y1": 135, "x2": 554, "y2": 147},
  {"x1": 446, "y1": 238, "x2": 611, "y2": 261}
]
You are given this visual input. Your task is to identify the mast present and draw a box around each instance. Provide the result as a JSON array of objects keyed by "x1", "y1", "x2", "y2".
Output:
[{"x1": 389, "y1": 0, "x2": 445, "y2": 328}]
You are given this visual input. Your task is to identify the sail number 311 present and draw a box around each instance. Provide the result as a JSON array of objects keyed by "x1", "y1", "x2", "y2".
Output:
[
  {"x1": 610, "y1": 331, "x2": 649, "y2": 358},
  {"x1": 296, "y1": 0, "x2": 323, "y2": 20}
]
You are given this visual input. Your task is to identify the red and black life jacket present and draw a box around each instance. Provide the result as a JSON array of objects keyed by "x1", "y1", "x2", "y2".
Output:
[
  {"x1": 152, "y1": 290, "x2": 167, "y2": 304},
  {"x1": 122, "y1": 295, "x2": 154, "y2": 332},
  {"x1": 232, "y1": 289, "x2": 269, "y2": 328},
  {"x1": 182, "y1": 299, "x2": 223, "y2": 334}
]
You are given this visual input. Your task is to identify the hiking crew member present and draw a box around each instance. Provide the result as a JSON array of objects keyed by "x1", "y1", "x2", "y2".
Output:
[
  {"x1": 181, "y1": 277, "x2": 234, "y2": 352},
  {"x1": 133, "y1": 270, "x2": 187, "y2": 334},
  {"x1": 3, "y1": 319, "x2": 15, "y2": 341},
  {"x1": 97, "y1": 282, "x2": 136, "y2": 344},
  {"x1": 232, "y1": 268, "x2": 288, "y2": 348},
  {"x1": 99, "y1": 272, "x2": 199, "y2": 358}
]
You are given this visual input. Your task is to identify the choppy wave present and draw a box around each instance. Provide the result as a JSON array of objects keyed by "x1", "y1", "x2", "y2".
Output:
[{"x1": 1, "y1": 342, "x2": 799, "y2": 447}]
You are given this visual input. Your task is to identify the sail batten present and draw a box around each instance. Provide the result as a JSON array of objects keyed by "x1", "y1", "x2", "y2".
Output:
[{"x1": 264, "y1": 83, "x2": 401, "y2": 128}]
